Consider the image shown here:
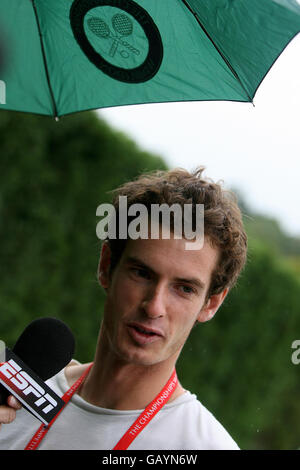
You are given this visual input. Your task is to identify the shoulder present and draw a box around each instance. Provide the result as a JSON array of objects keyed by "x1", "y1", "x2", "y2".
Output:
[
  {"x1": 64, "y1": 360, "x2": 93, "y2": 388},
  {"x1": 187, "y1": 395, "x2": 240, "y2": 450},
  {"x1": 167, "y1": 392, "x2": 239, "y2": 450}
]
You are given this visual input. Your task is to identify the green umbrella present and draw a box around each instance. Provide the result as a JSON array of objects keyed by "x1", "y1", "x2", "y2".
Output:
[{"x1": 0, "y1": 0, "x2": 299, "y2": 118}]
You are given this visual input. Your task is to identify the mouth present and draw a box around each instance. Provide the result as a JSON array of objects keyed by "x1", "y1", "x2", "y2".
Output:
[{"x1": 126, "y1": 322, "x2": 164, "y2": 345}]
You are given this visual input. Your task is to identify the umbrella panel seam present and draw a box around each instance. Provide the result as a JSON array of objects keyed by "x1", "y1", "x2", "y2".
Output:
[
  {"x1": 179, "y1": 0, "x2": 253, "y2": 103},
  {"x1": 31, "y1": 0, "x2": 59, "y2": 119}
]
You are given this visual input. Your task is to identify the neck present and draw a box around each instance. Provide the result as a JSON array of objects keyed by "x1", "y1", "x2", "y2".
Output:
[{"x1": 76, "y1": 327, "x2": 184, "y2": 410}]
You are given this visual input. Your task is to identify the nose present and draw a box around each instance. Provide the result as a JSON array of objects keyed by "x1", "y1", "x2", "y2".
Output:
[{"x1": 141, "y1": 285, "x2": 167, "y2": 319}]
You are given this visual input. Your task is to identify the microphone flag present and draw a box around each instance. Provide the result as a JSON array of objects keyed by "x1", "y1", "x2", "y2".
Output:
[{"x1": 0, "y1": 347, "x2": 65, "y2": 425}]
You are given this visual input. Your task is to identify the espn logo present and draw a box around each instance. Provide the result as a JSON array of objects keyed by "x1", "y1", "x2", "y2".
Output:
[
  {"x1": 0, "y1": 348, "x2": 65, "y2": 425},
  {"x1": 0, "y1": 359, "x2": 58, "y2": 414}
]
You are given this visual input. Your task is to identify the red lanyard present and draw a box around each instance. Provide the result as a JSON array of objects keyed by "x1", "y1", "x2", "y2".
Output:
[{"x1": 24, "y1": 364, "x2": 178, "y2": 450}]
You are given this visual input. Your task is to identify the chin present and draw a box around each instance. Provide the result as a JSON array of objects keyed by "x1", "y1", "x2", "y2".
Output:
[{"x1": 114, "y1": 344, "x2": 163, "y2": 368}]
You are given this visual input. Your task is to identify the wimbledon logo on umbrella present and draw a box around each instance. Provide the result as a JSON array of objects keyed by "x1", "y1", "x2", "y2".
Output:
[
  {"x1": 70, "y1": 0, "x2": 163, "y2": 83},
  {"x1": 96, "y1": 197, "x2": 204, "y2": 251}
]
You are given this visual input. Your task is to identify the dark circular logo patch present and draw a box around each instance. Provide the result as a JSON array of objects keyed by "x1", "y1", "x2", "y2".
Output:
[{"x1": 70, "y1": 0, "x2": 163, "y2": 83}]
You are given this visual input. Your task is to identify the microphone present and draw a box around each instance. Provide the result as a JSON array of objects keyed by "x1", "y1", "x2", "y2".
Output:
[{"x1": 0, "y1": 317, "x2": 75, "y2": 424}]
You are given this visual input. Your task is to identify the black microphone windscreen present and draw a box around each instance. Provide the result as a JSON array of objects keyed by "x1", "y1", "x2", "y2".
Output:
[{"x1": 12, "y1": 317, "x2": 75, "y2": 381}]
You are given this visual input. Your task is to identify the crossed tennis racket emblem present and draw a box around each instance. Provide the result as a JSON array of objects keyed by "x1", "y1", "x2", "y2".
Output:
[{"x1": 87, "y1": 13, "x2": 140, "y2": 58}]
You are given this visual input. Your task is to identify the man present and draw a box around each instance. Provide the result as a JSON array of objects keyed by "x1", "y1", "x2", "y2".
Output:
[{"x1": 0, "y1": 167, "x2": 247, "y2": 450}]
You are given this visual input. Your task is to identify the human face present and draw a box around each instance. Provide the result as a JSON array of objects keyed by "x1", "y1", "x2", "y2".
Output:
[{"x1": 99, "y1": 236, "x2": 227, "y2": 369}]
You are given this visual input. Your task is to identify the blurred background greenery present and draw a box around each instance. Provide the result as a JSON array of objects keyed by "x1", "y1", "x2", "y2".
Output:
[{"x1": 0, "y1": 110, "x2": 299, "y2": 450}]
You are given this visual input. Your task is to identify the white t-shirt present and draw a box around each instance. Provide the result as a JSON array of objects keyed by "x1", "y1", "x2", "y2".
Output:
[{"x1": 0, "y1": 366, "x2": 239, "y2": 450}]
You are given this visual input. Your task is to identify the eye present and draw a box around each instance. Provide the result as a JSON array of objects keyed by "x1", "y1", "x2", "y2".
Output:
[
  {"x1": 131, "y1": 267, "x2": 151, "y2": 280},
  {"x1": 177, "y1": 284, "x2": 196, "y2": 296}
]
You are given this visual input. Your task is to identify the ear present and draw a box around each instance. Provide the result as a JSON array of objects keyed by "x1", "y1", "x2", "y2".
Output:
[
  {"x1": 197, "y1": 288, "x2": 229, "y2": 323},
  {"x1": 98, "y1": 242, "x2": 111, "y2": 290}
]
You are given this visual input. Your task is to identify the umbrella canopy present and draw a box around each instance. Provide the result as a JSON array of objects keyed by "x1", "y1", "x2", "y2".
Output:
[{"x1": 0, "y1": 0, "x2": 299, "y2": 118}]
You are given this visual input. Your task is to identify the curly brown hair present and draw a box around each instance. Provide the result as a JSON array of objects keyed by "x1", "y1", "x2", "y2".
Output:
[{"x1": 105, "y1": 167, "x2": 247, "y2": 299}]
